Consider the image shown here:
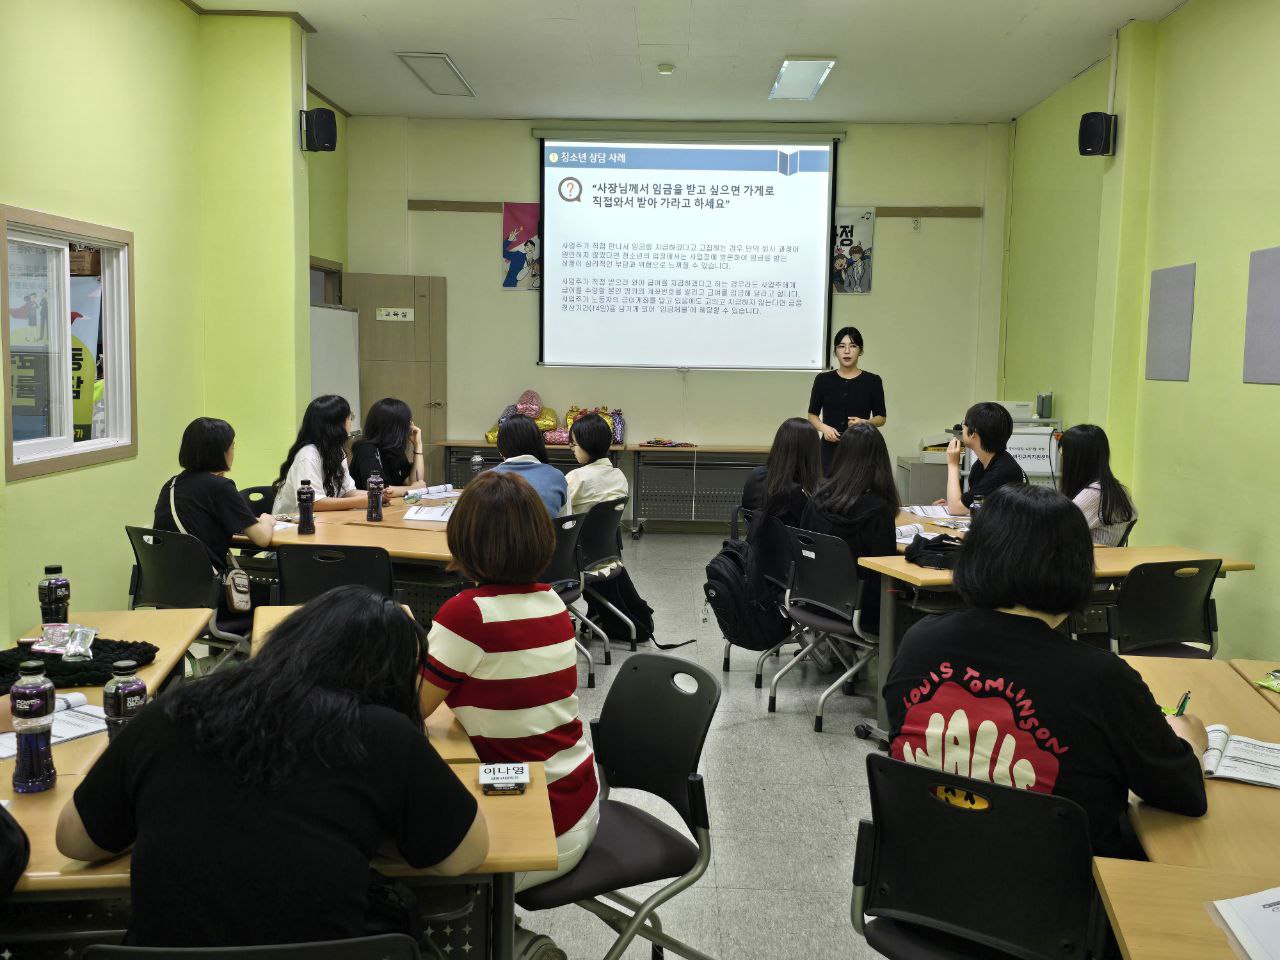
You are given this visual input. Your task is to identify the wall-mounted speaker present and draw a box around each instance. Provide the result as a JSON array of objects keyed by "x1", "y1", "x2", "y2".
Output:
[
  {"x1": 1078, "y1": 112, "x2": 1117, "y2": 157},
  {"x1": 300, "y1": 107, "x2": 338, "y2": 152}
]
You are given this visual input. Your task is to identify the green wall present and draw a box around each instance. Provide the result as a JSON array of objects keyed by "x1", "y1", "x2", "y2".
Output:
[{"x1": 306, "y1": 91, "x2": 348, "y2": 267}]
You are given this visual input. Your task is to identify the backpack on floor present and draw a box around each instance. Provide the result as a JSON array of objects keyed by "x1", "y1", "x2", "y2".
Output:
[
  {"x1": 702, "y1": 537, "x2": 792, "y2": 652},
  {"x1": 586, "y1": 569, "x2": 692, "y2": 650}
]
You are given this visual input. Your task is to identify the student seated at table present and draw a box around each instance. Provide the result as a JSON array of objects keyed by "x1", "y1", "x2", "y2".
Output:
[
  {"x1": 489, "y1": 413, "x2": 568, "y2": 516},
  {"x1": 1058, "y1": 424, "x2": 1137, "y2": 546},
  {"x1": 419, "y1": 471, "x2": 599, "y2": 899},
  {"x1": 565, "y1": 412, "x2": 627, "y2": 514},
  {"x1": 272, "y1": 394, "x2": 372, "y2": 515},
  {"x1": 154, "y1": 417, "x2": 276, "y2": 577},
  {"x1": 884, "y1": 484, "x2": 1208, "y2": 858},
  {"x1": 799, "y1": 423, "x2": 897, "y2": 632},
  {"x1": 349, "y1": 397, "x2": 426, "y2": 496},
  {"x1": 937, "y1": 401, "x2": 1027, "y2": 516},
  {"x1": 741, "y1": 416, "x2": 820, "y2": 529},
  {"x1": 55, "y1": 587, "x2": 488, "y2": 947}
]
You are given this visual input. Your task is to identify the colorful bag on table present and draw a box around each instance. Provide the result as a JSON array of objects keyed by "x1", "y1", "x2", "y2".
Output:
[
  {"x1": 605, "y1": 407, "x2": 626, "y2": 444},
  {"x1": 516, "y1": 390, "x2": 542, "y2": 418},
  {"x1": 534, "y1": 406, "x2": 557, "y2": 432},
  {"x1": 544, "y1": 428, "x2": 570, "y2": 445}
]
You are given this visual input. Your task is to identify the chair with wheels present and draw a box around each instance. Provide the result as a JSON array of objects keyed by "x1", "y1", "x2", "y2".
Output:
[
  {"x1": 125, "y1": 526, "x2": 250, "y2": 675},
  {"x1": 853, "y1": 753, "x2": 1105, "y2": 959},
  {"x1": 767, "y1": 526, "x2": 878, "y2": 734},
  {"x1": 1106, "y1": 559, "x2": 1221, "y2": 658},
  {"x1": 575, "y1": 497, "x2": 635, "y2": 653},
  {"x1": 516, "y1": 653, "x2": 720, "y2": 960},
  {"x1": 275, "y1": 544, "x2": 396, "y2": 605},
  {"x1": 84, "y1": 933, "x2": 420, "y2": 959},
  {"x1": 541, "y1": 512, "x2": 596, "y2": 688}
]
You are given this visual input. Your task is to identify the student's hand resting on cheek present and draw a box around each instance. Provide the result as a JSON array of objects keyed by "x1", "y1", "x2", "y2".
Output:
[{"x1": 946, "y1": 437, "x2": 963, "y2": 466}]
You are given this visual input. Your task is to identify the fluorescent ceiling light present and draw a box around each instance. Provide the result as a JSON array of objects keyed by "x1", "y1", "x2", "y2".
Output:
[
  {"x1": 397, "y1": 52, "x2": 476, "y2": 97},
  {"x1": 769, "y1": 58, "x2": 836, "y2": 101}
]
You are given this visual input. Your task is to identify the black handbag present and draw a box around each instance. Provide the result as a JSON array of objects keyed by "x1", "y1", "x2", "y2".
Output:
[{"x1": 904, "y1": 533, "x2": 964, "y2": 570}]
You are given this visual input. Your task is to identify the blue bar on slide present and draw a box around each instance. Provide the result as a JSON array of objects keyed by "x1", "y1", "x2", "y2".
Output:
[{"x1": 544, "y1": 144, "x2": 830, "y2": 174}]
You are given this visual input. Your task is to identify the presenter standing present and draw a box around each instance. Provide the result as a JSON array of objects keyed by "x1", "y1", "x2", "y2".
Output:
[{"x1": 806, "y1": 326, "x2": 887, "y2": 473}]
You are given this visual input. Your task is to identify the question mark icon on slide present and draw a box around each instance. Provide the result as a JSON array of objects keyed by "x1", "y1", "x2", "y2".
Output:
[{"x1": 558, "y1": 177, "x2": 583, "y2": 202}]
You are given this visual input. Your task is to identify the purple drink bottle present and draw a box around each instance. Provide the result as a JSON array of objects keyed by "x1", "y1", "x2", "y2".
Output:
[
  {"x1": 297, "y1": 479, "x2": 316, "y2": 535},
  {"x1": 366, "y1": 470, "x2": 384, "y2": 522},
  {"x1": 11, "y1": 661, "x2": 56, "y2": 794},
  {"x1": 103, "y1": 660, "x2": 147, "y2": 741},
  {"x1": 38, "y1": 564, "x2": 70, "y2": 624}
]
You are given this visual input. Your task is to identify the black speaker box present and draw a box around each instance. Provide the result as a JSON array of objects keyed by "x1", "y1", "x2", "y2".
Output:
[
  {"x1": 301, "y1": 107, "x2": 338, "y2": 152},
  {"x1": 1078, "y1": 112, "x2": 1116, "y2": 156}
]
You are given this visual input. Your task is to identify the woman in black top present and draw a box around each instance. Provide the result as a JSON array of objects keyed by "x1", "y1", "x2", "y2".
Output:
[
  {"x1": 741, "y1": 417, "x2": 820, "y2": 528},
  {"x1": 56, "y1": 587, "x2": 489, "y2": 947},
  {"x1": 807, "y1": 326, "x2": 887, "y2": 473},
  {"x1": 350, "y1": 398, "x2": 426, "y2": 495},
  {"x1": 153, "y1": 417, "x2": 275, "y2": 574},
  {"x1": 884, "y1": 485, "x2": 1208, "y2": 858},
  {"x1": 799, "y1": 423, "x2": 898, "y2": 631}
]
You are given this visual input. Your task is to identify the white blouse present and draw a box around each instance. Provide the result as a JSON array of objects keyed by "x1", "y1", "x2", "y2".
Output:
[
  {"x1": 565, "y1": 458, "x2": 629, "y2": 515},
  {"x1": 272, "y1": 444, "x2": 356, "y2": 514},
  {"x1": 1072, "y1": 481, "x2": 1136, "y2": 547}
]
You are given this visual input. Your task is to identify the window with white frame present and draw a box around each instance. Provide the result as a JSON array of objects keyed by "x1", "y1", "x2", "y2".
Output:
[{"x1": 3, "y1": 207, "x2": 136, "y2": 480}]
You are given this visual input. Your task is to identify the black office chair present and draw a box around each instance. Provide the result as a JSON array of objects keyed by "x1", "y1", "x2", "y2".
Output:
[
  {"x1": 84, "y1": 934, "x2": 420, "y2": 959},
  {"x1": 853, "y1": 753, "x2": 1104, "y2": 960},
  {"x1": 125, "y1": 526, "x2": 249, "y2": 674},
  {"x1": 541, "y1": 512, "x2": 596, "y2": 687},
  {"x1": 239, "y1": 485, "x2": 275, "y2": 517},
  {"x1": 275, "y1": 544, "x2": 395, "y2": 605},
  {"x1": 747, "y1": 511, "x2": 806, "y2": 682},
  {"x1": 1106, "y1": 559, "x2": 1221, "y2": 658},
  {"x1": 516, "y1": 654, "x2": 720, "y2": 960},
  {"x1": 767, "y1": 527, "x2": 878, "y2": 733},
  {"x1": 576, "y1": 497, "x2": 637, "y2": 652}
]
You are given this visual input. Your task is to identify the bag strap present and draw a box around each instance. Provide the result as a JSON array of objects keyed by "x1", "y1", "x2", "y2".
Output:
[{"x1": 169, "y1": 477, "x2": 239, "y2": 575}]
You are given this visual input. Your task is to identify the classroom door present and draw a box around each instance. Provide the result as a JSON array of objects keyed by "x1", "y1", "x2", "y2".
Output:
[{"x1": 342, "y1": 273, "x2": 447, "y2": 481}]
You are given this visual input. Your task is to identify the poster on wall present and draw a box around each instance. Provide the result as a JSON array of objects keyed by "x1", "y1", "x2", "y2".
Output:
[
  {"x1": 832, "y1": 207, "x2": 875, "y2": 294},
  {"x1": 501, "y1": 202, "x2": 541, "y2": 291},
  {"x1": 70, "y1": 275, "x2": 102, "y2": 441}
]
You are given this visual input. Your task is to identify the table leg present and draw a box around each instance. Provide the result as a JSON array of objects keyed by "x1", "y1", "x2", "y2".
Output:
[
  {"x1": 492, "y1": 873, "x2": 515, "y2": 960},
  {"x1": 876, "y1": 577, "x2": 898, "y2": 730}
]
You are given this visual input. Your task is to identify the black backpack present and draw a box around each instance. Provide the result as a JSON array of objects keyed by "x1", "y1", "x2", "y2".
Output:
[
  {"x1": 703, "y1": 537, "x2": 792, "y2": 651},
  {"x1": 586, "y1": 569, "x2": 693, "y2": 650}
]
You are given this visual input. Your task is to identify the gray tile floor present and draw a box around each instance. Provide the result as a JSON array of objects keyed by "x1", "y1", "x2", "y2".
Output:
[{"x1": 520, "y1": 532, "x2": 881, "y2": 959}]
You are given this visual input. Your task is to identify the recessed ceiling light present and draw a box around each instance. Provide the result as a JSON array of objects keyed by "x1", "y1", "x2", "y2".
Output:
[
  {"x1": 397, "y1": 52, "x2": 476, "y2": 97},
  {"x1": 769, "y1": 57, "x2": 836, "y2": 101},
  {"x1": 657, "y1": 63, "x2": 676, "y2": 76}
]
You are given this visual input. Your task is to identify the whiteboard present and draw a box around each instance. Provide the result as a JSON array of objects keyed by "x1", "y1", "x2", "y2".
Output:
[{"x1": 309, "y1": 305, "x2": 362, "y2": 430}]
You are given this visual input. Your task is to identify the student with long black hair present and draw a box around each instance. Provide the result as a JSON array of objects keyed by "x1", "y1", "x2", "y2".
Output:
[
  {"x1": 884, "y1": 485, "x2": 1206, "y2": 858},
  {"x1": 271, "y1": 394, "x2": 369, "y2": 515},
  {"x1": 1058, "y1": 424, "x2": 1137, "y2": 546},
  {"x1": 56, "y1": 587, "x2": 489, "y2": 947},
  {"x1": 350, "y1": 398, "x2": 426, "y2": 495},
  {"x1": 490, "y1": 413, "x2": 568, "y2": 516},
  {"x1": 741, "y1": 417, "x2": 820, "y2": 528}
]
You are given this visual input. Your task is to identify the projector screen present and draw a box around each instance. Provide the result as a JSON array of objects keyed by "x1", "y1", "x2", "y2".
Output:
[{"x1": 540, "y1": 139, "x2": 835, "y2": 370}]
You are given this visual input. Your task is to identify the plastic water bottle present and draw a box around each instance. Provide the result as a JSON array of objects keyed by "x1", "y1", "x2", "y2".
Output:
[
  {"x1": 11, "y1": 661, "x2": 56, "y2": 794},
  {"x1": 469, "y1": 453, "x2": 484, "y2": 478},
  {"x1": 366, "y1": 470, "x2": 384, "y2": 522},
  {"x1": 103, "y1": 660, "x2": 147, "y2": 741},
  {"x1": 969, "y1": 495, "x2": 985, "y2": 519},
  {"x1": 38, "y1": 565, "x2": 70, "y2": 624},
  {"x1": 297, "y1": 479, "x2": 316, "y2": 535}
]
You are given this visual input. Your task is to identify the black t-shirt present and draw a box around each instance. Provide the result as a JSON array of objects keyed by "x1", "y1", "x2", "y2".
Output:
[
  {"x1": 153, "y1": 471, "x2": 258, "y2": 573},
  {"x1": 884, "y1": 608, "x2": 1206, "y2": 856},
  {"x1": 350, "y1": 441, "x2": 412, "y2": 489},
  {"x1": 73, "y1": 702, "x2": 478, "y2": 947},
  {"x1": 807, "y1": 370, "x2": 886, "y2": 432},
  {"x1": 963, "y1": 450, "x2": 1028, "y2": 508},
  {"x1": 798, "y1": 492, "x2": 896, "y2": 630},
  {"x1": 741, "y1": 465, "x2": 808, "y2": 529},
  {"x1": 0, "y1": 803, "x2": 29, "y2": 897}
]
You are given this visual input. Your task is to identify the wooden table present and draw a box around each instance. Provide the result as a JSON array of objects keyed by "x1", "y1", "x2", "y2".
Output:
[
  {"x1": 260, "y1": 502, "x2": 451, "y2": 562},
  {"x1": 1093, "y1": 858, "x2": 1280, "y2": 960},
  {"x1": 251, "y1": 606, "x2": 478, "y2": 764},
  {"x1": 3, "y1": 610, "x2": 208, "y2": 778},
  {"x1": 1123, "y1": 657, "x2": 1280, "y2": 876},
  {"x1": 1231, "y1": 660, "x2": 1280, "y2": 715}
]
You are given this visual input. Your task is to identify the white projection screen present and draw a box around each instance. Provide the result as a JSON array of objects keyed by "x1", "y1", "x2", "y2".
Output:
[{"x1": 540, "y1": 139, "x2": 836, "y2": 370}]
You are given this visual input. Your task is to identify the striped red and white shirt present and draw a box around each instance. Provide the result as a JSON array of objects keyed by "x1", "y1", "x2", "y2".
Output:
[{"x1": 423, "y1": 584, "x2": 598, "y2": 837}]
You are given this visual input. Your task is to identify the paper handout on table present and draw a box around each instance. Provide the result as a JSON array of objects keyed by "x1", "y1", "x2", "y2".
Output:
[
  {"x1": 0, "y1": 694, "x2": 107, "y2": 760},
  {"x1": 895, "y1": 523, "x2": 940, "y2": 546},
  {"x1": 1202, "y1": 724, "x2": 1280, "y2": 788},
  {"x1": 405, "y1": 504, "x2": 455, "y2": 523},
  {"x1": 905, "y1": 504, "x2": 962, "y2": 519},
  {"x1": 1210, "y1": 884, "x2": 1280, "y2": 960}
]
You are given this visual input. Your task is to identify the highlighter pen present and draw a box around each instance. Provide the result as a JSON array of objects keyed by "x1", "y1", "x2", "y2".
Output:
[{"x1": 1174, "y1": 691, "x2": 1191, "y2": 717}]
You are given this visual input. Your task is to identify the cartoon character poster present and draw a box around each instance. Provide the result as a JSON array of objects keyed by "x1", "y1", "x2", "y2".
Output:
[
  {"x1": 832, "y1": 207, "x2": 875, "y2": 295},
  {"x1": 501, "y1": 202, "x2": 541, "y2": 291}
]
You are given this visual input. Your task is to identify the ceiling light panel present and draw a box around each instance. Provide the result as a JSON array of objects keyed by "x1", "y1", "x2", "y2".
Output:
[
  {"x1": 397, "y1": 52, "x2": 476, "y2": 97},
  {"x1": 769, "y1": 57, "x2": 836, "y2": 101}
]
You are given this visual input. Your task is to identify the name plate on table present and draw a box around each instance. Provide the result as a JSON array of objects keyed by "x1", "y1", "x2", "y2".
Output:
[{"x1": 479, "y1": 762, "x2": 530, "y2": 795}]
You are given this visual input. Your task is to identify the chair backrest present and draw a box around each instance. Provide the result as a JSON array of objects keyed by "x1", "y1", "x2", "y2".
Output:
[
  {"x1": 125, "y1": 526, "x2": 220, "y2": 610},
  {"x1": 576, "y1": 497, "x2": 627, "y2": 572},
  {"x1": 240, "y1": 485, "x2": 275, "y2": 516},
  {"x1": 541, "y1": 513, "x2": 587, "y2": 588},
  {"x1": 730, "y1": 504, "x2": 754, "y2": 542},
  {"x1": 1111, "y1": 559, "x2": 1221, "y2": 654},
  {"x1": 84, "y1": 933, "x2": 420, "y2": 959},
  {"x1": 275, "y1": 544, "x2": 395, "y2": 605},
  {"x1": 1115, "y1": 518, "x2": 1138, "y2": 547},
  {"x1": 594, "y1": 654, "x2": 720, "y2": 834},
  {"x1": 862, "y1": 753, "x2": 1095, "y2": 960},
  {"x1": 755, "y1": 514, "x2": 794, "y2": 592},
  {"x1": 784, "y1": 526, "x2": 862, "y2": 623}
]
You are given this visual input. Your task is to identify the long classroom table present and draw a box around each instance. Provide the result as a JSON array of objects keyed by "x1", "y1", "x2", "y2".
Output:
[{"x1": 1230, "y1": 659, "x2": 1280, "y2": 715}]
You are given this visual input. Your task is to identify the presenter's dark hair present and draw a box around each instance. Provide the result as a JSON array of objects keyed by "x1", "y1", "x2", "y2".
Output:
[
  {"x1": 963, "y1": 402, "x2": 1014, "y2": 454},
  {"x1": 179, "y1": 417, "x2": 236, "y2": 473},
  {"x1": 764, "y1": 418, "x2": 821, "y2": 514},
  {"x1": 361, "y1": 398, "x2": 412, "y2": 458},
  {"x1": 497, "y1": 414, "x2": 549, "y2": 464},
  {"x1": 814, "y1": 422, "x2": 899, "y2": 518},
  {"x1": 273, "y1": 394, "x2": 352, "y2": 498},
  {"x1": 447, "y1": 471, "x2": 554, "y2": 585},
  {"x1": 954, "y1": 485, "x2": 1094, "y2": 615},
  {"x1": 832, "y1": 326, "x2": 864, "y2": 352},
  {"x1": 570, "y1": 413, "x2": 613, "y2": 461},
  {"x1": 1058, "y1": 424, "x2": 1135, "y2": 527},
  {"x1": 161, "y1": 586, "x2": 426, "y2": 789}
]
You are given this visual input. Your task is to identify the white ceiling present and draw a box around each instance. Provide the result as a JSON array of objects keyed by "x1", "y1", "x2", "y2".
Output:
[{"x1": 200, "y1": 0, "x2": 1187, "y2": 122}]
